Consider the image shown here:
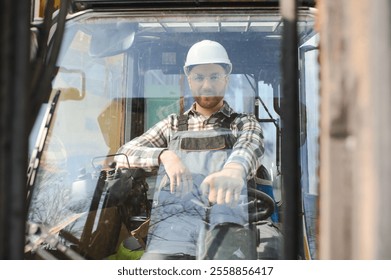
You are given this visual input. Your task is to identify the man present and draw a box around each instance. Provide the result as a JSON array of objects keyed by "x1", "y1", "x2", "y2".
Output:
[{"x1": 116, "y1": 40, "x2": 264, "y2": 259}]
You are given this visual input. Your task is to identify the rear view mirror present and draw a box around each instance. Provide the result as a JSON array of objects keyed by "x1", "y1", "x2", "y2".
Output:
[{"x1": 89, "y1": 22, "x2": 137, "y2": 57}]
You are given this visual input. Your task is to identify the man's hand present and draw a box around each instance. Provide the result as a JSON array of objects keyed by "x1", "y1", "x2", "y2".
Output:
[
  {"x1": 159, "y1": 150, "x2": 193, "y2": 195},
  {"x1": 200, "y1": 163, "x2": 246, "y2": 206}
]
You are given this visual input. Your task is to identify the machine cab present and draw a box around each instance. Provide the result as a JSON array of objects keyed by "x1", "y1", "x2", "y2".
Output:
[{"x1": 26, "y1": 0, "x2": 319, "y2": 260}]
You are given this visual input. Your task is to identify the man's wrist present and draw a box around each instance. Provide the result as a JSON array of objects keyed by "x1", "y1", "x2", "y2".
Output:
[
  {"x1": 223, "y1": 162, "x2": 244, "y2": 170},
  {"x1": 158, "y1": 149, "x2": 168, "y2": 164},
  {"x1": 223, "y1": 163, "x2": 247, "y2": 178}
]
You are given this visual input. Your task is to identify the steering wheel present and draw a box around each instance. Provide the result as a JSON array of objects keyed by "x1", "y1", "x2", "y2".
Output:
[{"x1": 247, "y1": 187, "x2": 275, "y2": 222}]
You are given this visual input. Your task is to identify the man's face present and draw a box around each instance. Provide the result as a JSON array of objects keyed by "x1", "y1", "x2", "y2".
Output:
[{"x1": 187, "y1": 64, "x2": 228, "y2": 110}]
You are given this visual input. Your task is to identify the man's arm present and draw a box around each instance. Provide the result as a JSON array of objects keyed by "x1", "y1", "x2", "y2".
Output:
[
  {"x1": 116, "y1": 115, "x2": 193, "y2": 195},
  {"x1": 224, "y1": 114, "x2": 264, "y2": 179},
  {"x1": 201, "y1": 114, "x2": 264, "y2": 205},
  {"x1": 115, "y1": 117, "x2": 171, "y2": 169}
]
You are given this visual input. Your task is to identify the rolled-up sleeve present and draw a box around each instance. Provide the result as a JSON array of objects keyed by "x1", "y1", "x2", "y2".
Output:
[
  {"x1": 115, "y1": 116, "x2": 173, "y2": 169},
  {"x1": 224, "y1": 114, "x2": 264, "y2": 179}
]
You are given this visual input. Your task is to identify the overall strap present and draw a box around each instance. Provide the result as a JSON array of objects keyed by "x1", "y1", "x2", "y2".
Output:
[
  {"x1": 177, "y1": 114, "x2": 189, "y2": 131},
  {"x1": 219, "y1": 113, "x2": 239, "y2": 129}
]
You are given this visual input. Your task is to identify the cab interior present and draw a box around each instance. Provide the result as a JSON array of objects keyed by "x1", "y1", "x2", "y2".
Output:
[{"x1": 26, "y1": 6, "x2": 318, "y2": 260}]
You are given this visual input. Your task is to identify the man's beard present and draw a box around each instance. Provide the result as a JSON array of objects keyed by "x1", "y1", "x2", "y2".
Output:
[{"x1": 193, "y1": 95, "x2": 224, "y2": 109}]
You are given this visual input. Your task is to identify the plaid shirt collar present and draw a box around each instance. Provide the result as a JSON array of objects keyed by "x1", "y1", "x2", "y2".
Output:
[{"x1": 185, "y1": 100, "x2": 234, "y2": 119}]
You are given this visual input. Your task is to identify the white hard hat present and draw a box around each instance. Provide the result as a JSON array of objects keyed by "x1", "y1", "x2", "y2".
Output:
[{"x1": 183, "y1": 40, "x2": 232, "y2": 75}]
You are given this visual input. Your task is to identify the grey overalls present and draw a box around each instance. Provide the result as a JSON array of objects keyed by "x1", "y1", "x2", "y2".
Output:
[{"x1": 142, "y1": 113, "x2": 254, "y2": 259}]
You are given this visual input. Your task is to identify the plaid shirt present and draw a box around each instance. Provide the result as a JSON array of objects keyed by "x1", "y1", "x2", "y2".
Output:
[{"x1": 116, "y1": 101, "x2": 264, "y2": 178}]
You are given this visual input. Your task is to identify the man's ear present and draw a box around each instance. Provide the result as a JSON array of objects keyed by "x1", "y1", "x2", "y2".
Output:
[{"x1": 224, "y1": 75, "x2": 230, "y2": 86}]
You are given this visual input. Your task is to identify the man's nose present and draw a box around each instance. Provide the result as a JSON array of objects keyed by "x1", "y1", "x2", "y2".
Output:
[{"x1": 201, "y1": 77, "x2": 213, "y2": 88}]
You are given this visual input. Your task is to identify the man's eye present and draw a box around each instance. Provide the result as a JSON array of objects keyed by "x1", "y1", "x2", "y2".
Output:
[
  {"x1": 210, "y1": 75, "x2": 219, "y2": 81},
  {"x1": 194, "y1": 76, "x2": 204, "y2": 82}
]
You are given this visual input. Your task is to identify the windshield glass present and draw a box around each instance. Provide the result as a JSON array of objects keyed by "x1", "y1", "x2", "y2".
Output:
[{"x1": 26, "y1": 10, "x2": 317, "y2": 260}]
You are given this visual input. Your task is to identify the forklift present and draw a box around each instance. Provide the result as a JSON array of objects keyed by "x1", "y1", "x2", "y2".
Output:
[{"x1": 1, "y1": 0, "x2": 318, "y2": 260}]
